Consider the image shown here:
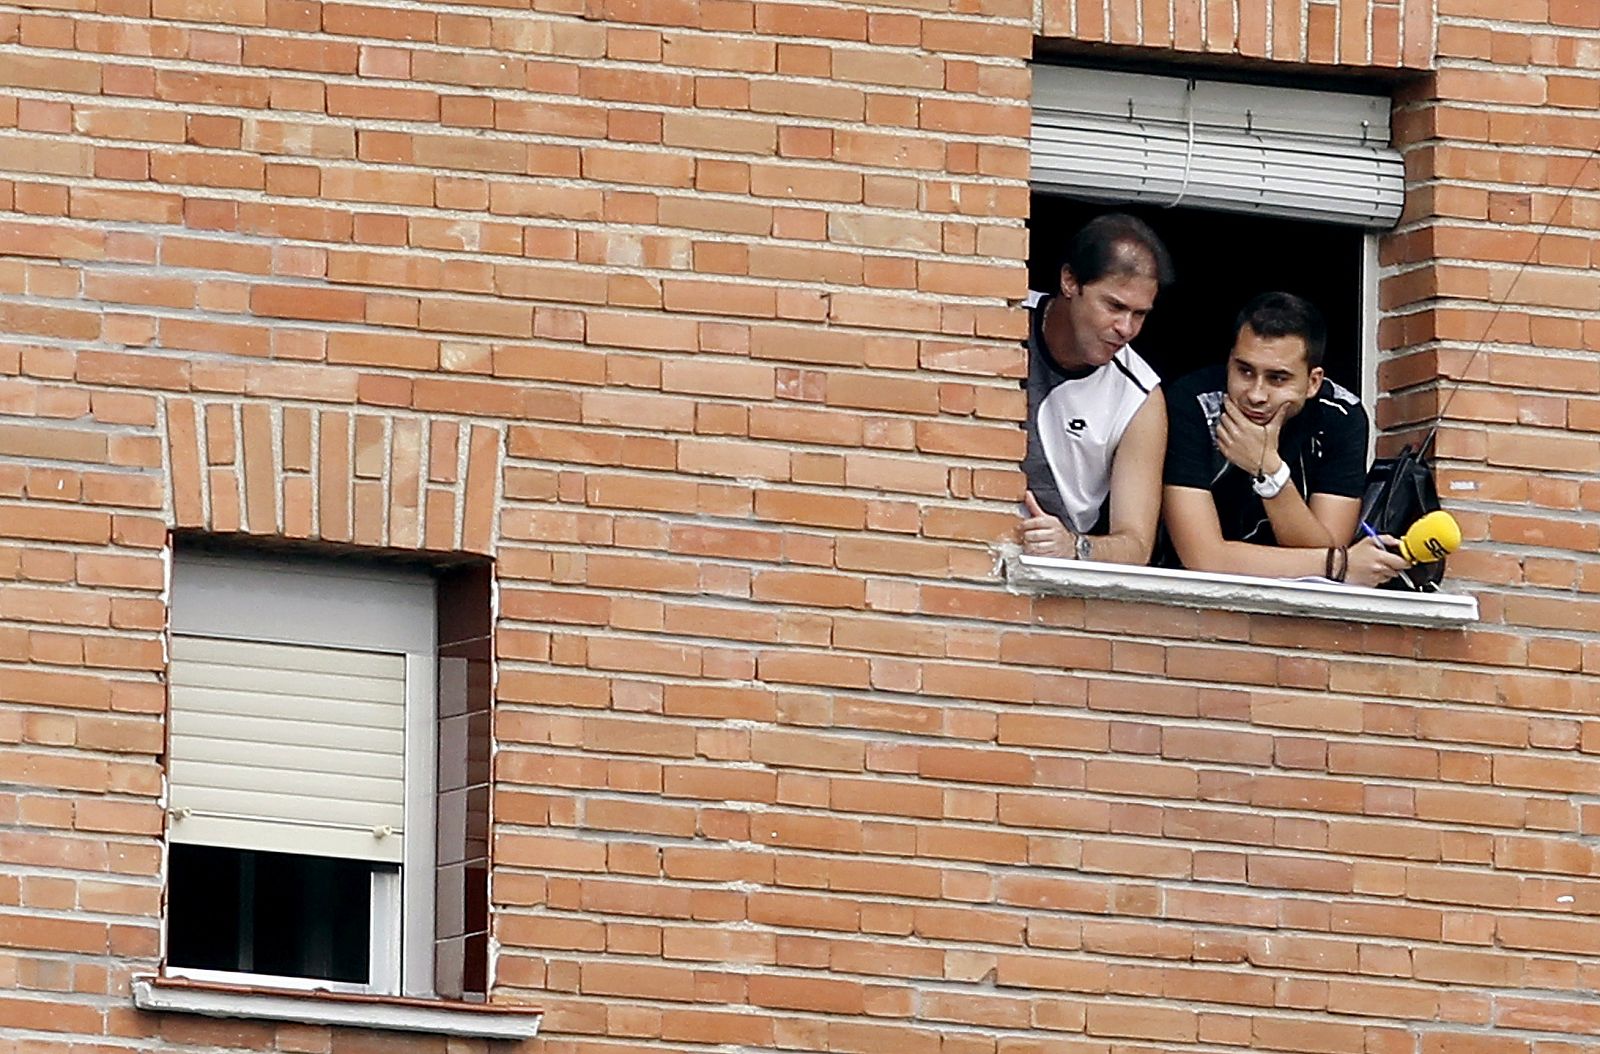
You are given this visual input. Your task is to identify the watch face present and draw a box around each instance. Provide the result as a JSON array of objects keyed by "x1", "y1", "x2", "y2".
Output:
[{"x1": 1076, "y1": 533, "x2": 1093, "y2": 560}]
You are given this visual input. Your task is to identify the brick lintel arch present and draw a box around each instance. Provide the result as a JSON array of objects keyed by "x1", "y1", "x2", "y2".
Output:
[{"x1": 162, "y1": 397, "x2": 502, "y2": 556}]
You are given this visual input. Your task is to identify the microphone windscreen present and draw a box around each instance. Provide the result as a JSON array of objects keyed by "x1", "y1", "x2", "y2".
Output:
[{"x1": 1398, "y1": 510, "x2": 1461, "y2": 564}]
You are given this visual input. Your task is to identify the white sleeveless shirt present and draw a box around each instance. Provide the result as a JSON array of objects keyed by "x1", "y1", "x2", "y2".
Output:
[{"x1": 1022, "y1": 291, "x2": 1161, "y2": 534}]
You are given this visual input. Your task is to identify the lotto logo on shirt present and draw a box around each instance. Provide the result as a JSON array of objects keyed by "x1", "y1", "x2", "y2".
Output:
[{"x1": 1067, "y1": 419, "x2": 1087, "y2": 433}]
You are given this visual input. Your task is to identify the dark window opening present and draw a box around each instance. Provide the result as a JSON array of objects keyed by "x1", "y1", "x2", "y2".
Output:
[
  {"x1": 1028, "y1": 195, "x2": 1367, "y2": 398},
  {"x1": 167, "y1": 844, "x2": 373, "y2": 984}
]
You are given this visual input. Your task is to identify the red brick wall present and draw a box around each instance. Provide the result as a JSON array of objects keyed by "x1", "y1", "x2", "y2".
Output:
[
  {"x1": 1039, "y1": 0, "x2": 1435, "y2": 68},
  {"x1": 4, "y1": 1, "x2": 1600, "y2": 1053}
]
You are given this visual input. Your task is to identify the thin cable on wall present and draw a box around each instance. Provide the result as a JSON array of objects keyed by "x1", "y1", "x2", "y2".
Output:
[{"x1": 1420, "y1": 142, "x2": 1600, "y2": 456}]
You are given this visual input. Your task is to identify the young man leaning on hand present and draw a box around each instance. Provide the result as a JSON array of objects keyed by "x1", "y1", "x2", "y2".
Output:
[{"x1": 1161, "y1": 292, "x2": 1407, "y2": 589}]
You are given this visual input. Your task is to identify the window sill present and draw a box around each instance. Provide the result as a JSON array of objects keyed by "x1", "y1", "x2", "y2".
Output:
[
  {"x1": 1004, "y1": 553, "x2": 1479, "y2": 628},
  {"x1": 132, "y1": 976, "x2": 541, "y2": 1041}
]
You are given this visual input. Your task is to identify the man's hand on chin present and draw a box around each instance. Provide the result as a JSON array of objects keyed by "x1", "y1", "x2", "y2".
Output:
[{"x1": 1215, "y1": 400, "x2": 1287, "y2": 477}]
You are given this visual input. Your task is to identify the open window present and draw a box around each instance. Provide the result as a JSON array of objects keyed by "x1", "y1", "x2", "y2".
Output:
[
  {"x1": 1016, "y1": 65, "x2": 1477, "y2": 626},
  {"x1": 163, "y1": 546, "x2": 491, "y2": 999}
]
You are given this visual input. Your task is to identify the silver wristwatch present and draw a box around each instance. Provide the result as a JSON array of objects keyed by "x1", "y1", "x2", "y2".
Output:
[{"x1": 1071, "y1": 530, "x2": 1093, "y2": 561}]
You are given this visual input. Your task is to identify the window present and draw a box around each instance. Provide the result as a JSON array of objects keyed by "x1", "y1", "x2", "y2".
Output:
[
  {"x1": 164, "y1": 547, "x2": 491, "y2": 999},
  {"x1": 1016, "y1": 64, "x2": 1478, "y2": 626}
]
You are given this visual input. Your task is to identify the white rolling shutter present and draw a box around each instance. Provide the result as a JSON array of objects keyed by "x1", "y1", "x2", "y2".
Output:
[
  {"x1": 1032, "y1": 65, "x2": 1404, "y2": 229},
  {"x1": 168, "y1": 635, "x2": 408, "y2": 863},
  {"x1": 168, "y1": 552, "x2": 436, "y2": 869}
]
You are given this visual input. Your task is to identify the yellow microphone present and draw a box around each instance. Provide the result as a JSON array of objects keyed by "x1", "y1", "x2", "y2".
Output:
[{"x1": 1397, "y1": 510, "x2": 1462, "y2": 565}]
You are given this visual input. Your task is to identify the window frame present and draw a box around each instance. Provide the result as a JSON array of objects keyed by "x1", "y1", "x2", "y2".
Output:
[
  {"x1": 1021, "y1": 64, "x2": 1476, "y2": 621},
  {"x1": 1361, "y1": 231, "x2": 1381, "y2": 465},
  {"x1": 164, "y1": 551, "x2": 439, "y2": 999}
]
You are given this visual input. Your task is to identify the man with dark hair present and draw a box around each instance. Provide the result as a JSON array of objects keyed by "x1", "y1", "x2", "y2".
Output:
[
  {"x1": 1017, "y1": 213, "x2": 1174, "y2": 565},
  {"x1": 1162, "y1": 291, "x2": 1405, "y2": 587}
]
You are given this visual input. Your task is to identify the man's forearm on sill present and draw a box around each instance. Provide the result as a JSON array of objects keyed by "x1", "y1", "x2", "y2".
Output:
[
  {"x1": 1086, "y1": 529, "x2": 1156, "y2": 566},
  {"x1": 1172, "y1": 540, "x2": 1330, "y2": 579}
]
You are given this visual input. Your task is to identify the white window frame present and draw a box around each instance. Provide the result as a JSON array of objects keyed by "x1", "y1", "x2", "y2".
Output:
[
  {"x1": 164, "y1": 551, "x2": 438, "y2": 998},
  {"x1": 1360, "y1": 231, "x2": 1381, "y2": 465}
]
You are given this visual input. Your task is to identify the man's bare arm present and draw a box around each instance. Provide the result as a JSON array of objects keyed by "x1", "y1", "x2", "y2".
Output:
[
  {"x1": 1163, "y1": 486, "x2": 1327, "y2": 577},
  {"x1": 1304, "y1": 492, "x2": 1361, "y2": 544},
  {"x1": 1163, "y1": 485, "x2": 1405, "y2": 586},
  {"x1": 1261, "y1": 486, "x2": 1358, "y2": 548},
  {"x1": 1088, "y1": 392, "x2": 1166, "y2": 565},
  {"x1": 1016, "y1": 395, "x2": 1164, "y2": 565}
]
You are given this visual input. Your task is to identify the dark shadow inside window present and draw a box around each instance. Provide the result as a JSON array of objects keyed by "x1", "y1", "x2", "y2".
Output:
[
  {"x1": 1028, "y1": 195, "x2": 1367, "y2": 398},
  {"x1": 435, "y1": 562, "x2": 493, "y2": 1001},
  {"x1": 168, "y1": 844, "x2": 373, "y2": 984}
]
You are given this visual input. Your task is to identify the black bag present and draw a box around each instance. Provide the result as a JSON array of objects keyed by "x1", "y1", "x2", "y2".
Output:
[{"x1": 1358, "y1": 444, "x2": 1445, "y2": 591}]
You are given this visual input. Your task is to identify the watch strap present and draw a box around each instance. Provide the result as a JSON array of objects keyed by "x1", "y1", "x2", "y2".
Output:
[
  {"x1": 1252, "y1": 460, "x2": 1291, "y2": 498},
  {"x1": 1073, "y1": 531, "x2": 1093, "y2": 561}
]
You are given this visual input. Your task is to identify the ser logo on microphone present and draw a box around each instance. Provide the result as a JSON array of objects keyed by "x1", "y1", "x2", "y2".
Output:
[{"x1": 1397, "y1": 511, "x2": 1463, "y2": 565}]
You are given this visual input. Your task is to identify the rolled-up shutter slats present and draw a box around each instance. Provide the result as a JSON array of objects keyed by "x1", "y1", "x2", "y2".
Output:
[{"x1": 1032, "y1": 66, "x2": 1404, "y2": 229}]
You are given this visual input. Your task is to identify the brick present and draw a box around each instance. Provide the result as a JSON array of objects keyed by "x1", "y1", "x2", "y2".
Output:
[
  {"x1": 251, "y1": 284, "x2": 366, "y2": 324},
  {"x1": 327, "y1": 331, "x2": 439, "y2": 371},
  {"x1": 238, "y1": 402, "x2": 276, "y2": 534}
]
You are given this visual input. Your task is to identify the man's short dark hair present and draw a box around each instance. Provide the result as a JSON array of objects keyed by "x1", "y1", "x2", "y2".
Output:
[
  {"x1": 1234, "y1": 292, "x2": 1327, "y2": 369},
  {"x1": 1063, "y1": 213, "x2": 1176, "y2": 290}
]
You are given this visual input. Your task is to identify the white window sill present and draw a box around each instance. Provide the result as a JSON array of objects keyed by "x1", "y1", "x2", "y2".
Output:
[
  {"x1": 1004, "y1": 553, "x2": 1479, "y2": 628},
  {"x1": 132, "y1": 976, "x2": 541, "y2": 1041}
]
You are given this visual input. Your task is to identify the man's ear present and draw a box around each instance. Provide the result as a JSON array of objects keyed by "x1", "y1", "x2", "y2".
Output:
[
  {"x1": 1306, "y1": 365, "x2": 1325, "y2": 396},
  {"x1": 1059, "y1": 266, "x2": 1080, "y2": 299}
]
